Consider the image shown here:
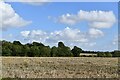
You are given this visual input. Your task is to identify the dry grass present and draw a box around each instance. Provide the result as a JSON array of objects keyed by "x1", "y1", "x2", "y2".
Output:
[{"x1": 1, "y1": 57, "x2": 119, "y2": 78}]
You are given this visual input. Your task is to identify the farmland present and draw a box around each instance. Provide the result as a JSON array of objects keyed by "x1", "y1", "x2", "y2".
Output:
[{"x1": 1, "y1": 57, "x2": 119, "y2": 78}]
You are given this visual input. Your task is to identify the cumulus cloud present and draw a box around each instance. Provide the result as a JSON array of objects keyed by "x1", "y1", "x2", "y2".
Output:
[
  {"x1": 21, "y1": 27, "x2": 88, "y2": 43},
  {"x1": 21, "y1": 30, "x2": 48, "y2": 43},
  {"x1": 0, "y1": 2, "x2": 32, "y2": 30},
  {"x1": 89, "y1": 22, "x2": 114, "y2": 29},
  {"x1": 21, "y1": 31, "x2": 30, "y2": 38},
  {"x1": 56, "y1": 10, "x2": 116, "y2": 28},
  {"x1": 78, "y1": 10, "x2": 116, "y2": 22},
  {"x1": 48, "y1": 27, "x2": 88, "y2": 43},
  {"x1": 89, "y1": 28, "x2": 104, "y2": 38},
  {"x1": 58, "y1": 13, "x2": 78, "y2": 25},
  {"x1": 20, "y1": 27, "x2": 102, "y2": 48}
]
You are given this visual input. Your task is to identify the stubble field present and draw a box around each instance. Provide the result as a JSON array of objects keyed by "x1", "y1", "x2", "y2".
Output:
[{"x1": 1, "y1": 57, "x2": 119, "y2": 78}]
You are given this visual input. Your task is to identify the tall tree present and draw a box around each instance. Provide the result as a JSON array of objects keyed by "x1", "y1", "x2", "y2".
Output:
[
  {"x1": 58, "y1": 42, "x2": 65, "y2": 48},
  {"x1": 71, "y1": 46, "x2": 82, "y2": 57},
  {"x1": 57, "y1": 42, "x2": 73, "y2": 57}
]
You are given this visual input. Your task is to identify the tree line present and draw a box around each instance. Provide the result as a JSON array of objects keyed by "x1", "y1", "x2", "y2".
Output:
[{"x1": 0, "y1": 40, "x2": 120, "y2": 57}]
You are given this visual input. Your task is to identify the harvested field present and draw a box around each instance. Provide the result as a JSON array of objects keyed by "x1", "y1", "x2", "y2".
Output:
[{"x1": 1, "y1": 57, "x2": 119, "y2": 78}]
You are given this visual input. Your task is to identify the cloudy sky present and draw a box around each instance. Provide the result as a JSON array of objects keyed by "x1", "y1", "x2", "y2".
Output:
[{"x1": 1, "y1": 1, "x2": 118, "y2": 51}]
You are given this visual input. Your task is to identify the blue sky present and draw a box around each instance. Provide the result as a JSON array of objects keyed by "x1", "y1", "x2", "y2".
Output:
[{"x1": 1, "y1": 2, "x2": 118, "y2": 51}]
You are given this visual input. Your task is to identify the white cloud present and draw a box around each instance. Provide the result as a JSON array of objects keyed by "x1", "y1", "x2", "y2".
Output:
[
  {"x1": 20, "y1": 27, "x2": 101, "y2": 49},
  {"x1": 58, "y1": 13, "x2": 78, "y2": 25},
  {"x1": 21, "y1": 30, "x2": 48, "y2": 43},
  {"x1": 89, "y1": 22, "x2": 114, "y2": 29},
  {"x1": 0, "y1": 2, "x2": 32, "y2": 30},
  {"x1": 89, "y1": 28, "x2": 104, "y2": 38},
  {"x1": 21, "y1": 27, "x2": 88, "y2": 43},
  {"x1": 48, "y1": 27, "x2": 88, "y2": 43},
  {"x1": 20, "y1": 27, "x2": 109, "y2": 50},
  {"x1": 56, "y1": 10, "x2": 116, "y2": 28},
  {"x1": 78, "y1": 10, "x2": 116, "y2": 22},
  {"x1": 21, "y1": 31, "x2": 30, "y2": 38}
]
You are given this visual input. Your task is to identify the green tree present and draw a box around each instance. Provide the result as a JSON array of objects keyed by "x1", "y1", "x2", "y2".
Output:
[
  {"x1": 22, "y1": 45, "x2": 30, "y2": 57},
  {"x1": 25, "y1": 43, "x2": 32, "y2": 47},
  {"x1": 57, "y1": 42, "x2": 73, "y2": 57},
  {"x1": 30, "y1": 46, "x2": 40, "y2": 57},
  {"x1": 97, "y1": 52, "x2": 106, "y2": 57},
  {"x1": 0, "y1": 45, "x2": 2, "y2": 56},
  {"x1": 32, "y1": 42, "x2": 44, "y2": 47},
  {"x1": 62, "y1": 46, "x2": 73, "y2": 57},
  {"x1": 58, "y1": 42, "x2": 65, "y2": 48},
  {"x1": 13, "y1": 41, "x2": 22, "y2": 45},
  {"x1": 40, "y1": 46, "x2": 51, "y2": 57},
  {"x1": 11, "y1": 45, "x2": 23, "y2": 56},
  {"x1": 50, "y1": 46, "x2": 58, "y2": 57},
  {"x1": 71, "y1": 46, "x2": 82, "y2": 57},
  {"x1": 105, "y1": 52, "x2": 112, "y2": 57},
  {"x1": 2, "y1": 46, "x2": 12, "y2": 56},
  {"x1": 2, "y1": 41, "x2": 13, "y2": 56},
  {"x1": 112, "y1": 50, "x2": 120, "y2": 57}
]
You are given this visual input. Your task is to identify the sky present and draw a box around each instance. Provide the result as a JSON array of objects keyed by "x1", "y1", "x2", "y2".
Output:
[{"x1": 0, "y1": 1, "x2": 118, "y2": 51}]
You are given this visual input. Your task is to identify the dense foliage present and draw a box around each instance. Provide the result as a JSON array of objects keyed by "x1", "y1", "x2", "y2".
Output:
[
  {"x1": 1, "y1": 41, "x2": 74, "y2": 57},
  {"x1": 1, "y1": 40, "x2": 120, "y2": 57},
  {"x1": 71, "y1": 46, "x2": 82, "y2": 57}
]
